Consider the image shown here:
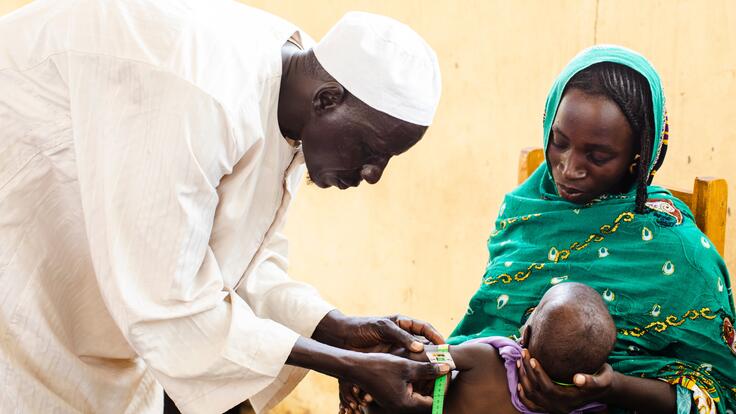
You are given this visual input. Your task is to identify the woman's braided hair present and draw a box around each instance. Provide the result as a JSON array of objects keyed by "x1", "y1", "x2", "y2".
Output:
[{"x1": 564, "y1": 62, "x2": 655, "y2": 213}]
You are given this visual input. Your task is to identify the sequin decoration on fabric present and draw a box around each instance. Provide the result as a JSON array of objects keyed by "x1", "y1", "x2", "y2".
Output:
[
  {"x1": 723, "y1": 318, "x2": 736, "y2": 356},
  {"x1": 646, "y1": 198, "x2": 683, "y2": 227}
]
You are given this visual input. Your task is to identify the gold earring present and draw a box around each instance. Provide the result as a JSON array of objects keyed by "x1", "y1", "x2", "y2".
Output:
[{"x1": 629, "y1": 154, "x2": 641, "y2": 175}]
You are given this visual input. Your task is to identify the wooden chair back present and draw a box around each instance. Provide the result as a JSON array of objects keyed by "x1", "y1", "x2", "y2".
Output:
[{"x1": 518, "y1": 147, "x2": 728, "y2": 255}]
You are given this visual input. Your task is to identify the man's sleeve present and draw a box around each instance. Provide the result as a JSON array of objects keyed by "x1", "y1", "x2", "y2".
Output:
[
  {"x1": 68, "y1": 54, "x2": 301, "y2": 414},
  {"x1": 237, "y1": 230, "x2": 336, "y2": 412},
  {"x1": 239, "y1": 230, "x2": 336, "y2": 338}
]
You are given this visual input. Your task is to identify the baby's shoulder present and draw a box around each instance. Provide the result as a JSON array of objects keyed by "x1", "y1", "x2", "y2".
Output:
[{"x1": 448, "y1": 342, "x2": 519, "y2": 413}]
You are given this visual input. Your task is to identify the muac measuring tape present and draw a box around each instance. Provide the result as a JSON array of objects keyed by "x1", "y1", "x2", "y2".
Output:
[
  {"x1": 426, "y1": 344, "x2": 455, "y2": 414},
  {"x1": 432, "y1": 374, "x2": 448, "y2": 414}
]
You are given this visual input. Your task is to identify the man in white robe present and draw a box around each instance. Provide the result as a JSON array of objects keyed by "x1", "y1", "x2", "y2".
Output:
[{"x1": 0, "y1": 1, "x2": 443, "y2": 413}]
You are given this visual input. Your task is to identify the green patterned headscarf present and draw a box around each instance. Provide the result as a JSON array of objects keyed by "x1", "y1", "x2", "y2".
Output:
[{"x1": 449, "y1": 45, "x2": 736, "y2": 413}]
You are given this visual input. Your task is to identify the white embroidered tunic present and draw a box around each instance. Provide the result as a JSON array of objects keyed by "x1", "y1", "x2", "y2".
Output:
[{"x1": 0, "y1": 1, "x2": 334, "y2": 412}]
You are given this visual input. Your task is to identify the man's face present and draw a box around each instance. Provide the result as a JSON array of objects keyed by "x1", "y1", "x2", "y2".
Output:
[
  {"x1": 547, "y1": 88, "x2": 636, "y2": 204},
  {"x1": 300, "y1": 101, "x2": 426, "y2": 189}
]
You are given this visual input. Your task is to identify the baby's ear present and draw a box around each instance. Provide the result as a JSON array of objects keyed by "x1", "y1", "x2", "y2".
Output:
[{"x1": 519, "y1": 325, "x2": 532, "y2": 347}]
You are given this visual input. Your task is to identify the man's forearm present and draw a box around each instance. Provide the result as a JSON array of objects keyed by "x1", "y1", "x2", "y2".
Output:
[
  {"x1": 311, "y1": 309, "x2": 349, "y2": 348},
  {"x1": 286, "y1": 335, "x2": 360, "y2": 380},
  {"x1": 604, "y1": 372, "x2": 676, "y2": 414}
]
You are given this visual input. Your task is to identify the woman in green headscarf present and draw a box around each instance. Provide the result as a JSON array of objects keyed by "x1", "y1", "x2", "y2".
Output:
[{"x1": 449, "y1": 45, "x2": 736, "y2": 413}]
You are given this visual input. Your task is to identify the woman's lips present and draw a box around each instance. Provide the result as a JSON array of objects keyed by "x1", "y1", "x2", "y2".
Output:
[{"x1": 556, "y1": 182, "x2": 586, "y2": 200}]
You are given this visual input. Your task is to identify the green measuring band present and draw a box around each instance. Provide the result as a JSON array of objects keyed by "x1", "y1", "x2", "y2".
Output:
[
  {"x1": 551, "y1": 379, "x2": 576, "y2": 387},
  {"x1": 431, "y1": 374, "x2": 447, "y2": 414}
]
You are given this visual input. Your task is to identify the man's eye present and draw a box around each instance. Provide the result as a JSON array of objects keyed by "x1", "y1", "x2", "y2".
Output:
[{"x1": 362, "y1": 142, "x2": 376, "y2": 156}]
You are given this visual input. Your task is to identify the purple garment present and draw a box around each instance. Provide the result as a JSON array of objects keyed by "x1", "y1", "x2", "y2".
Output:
[{"x1": 466, "y1": 336, "x2": 606, "y2": 414}]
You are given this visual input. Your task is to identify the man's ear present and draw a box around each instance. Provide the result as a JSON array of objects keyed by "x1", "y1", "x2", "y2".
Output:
[{"x1": 312, "y1": 82, "x2": 346, "y2": 114}]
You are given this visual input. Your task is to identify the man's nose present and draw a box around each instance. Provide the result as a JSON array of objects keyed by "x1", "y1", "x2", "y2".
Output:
[
  {"x1": 360, "y1": 163, "x2": 385, "y2": 184},
  {"x1": 559, "y1": 152, "x2": 586, "y2": 180}
]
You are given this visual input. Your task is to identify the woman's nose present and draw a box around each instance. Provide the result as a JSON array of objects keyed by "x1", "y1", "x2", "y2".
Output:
[
  {"x1": 360, "y1": 164, "x2": 385, "y2": 184},
  {"x1": 559, "y1": 153, "x2": 586, "y2": 180}
]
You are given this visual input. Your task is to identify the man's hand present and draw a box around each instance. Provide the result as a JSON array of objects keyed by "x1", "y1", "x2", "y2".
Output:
[
  {"x1": 339, "y1": 342, "x2": 440, "y2": 413},
  {"x1": 349, "y1": 352, "x2": 448, "y2": 413},
  {"x1": 343, "y1": 315, "x2": 444, "y2": 353},
  {"x1": 288, "y1": 336, "x2": 447, "y2": 414},
  {"x1": 339, "y1": 381, "x2": 370, "y2": 414},
  {"x1": 313, "y1": 310, "x2": 445, "y2": 352},
  {"x1": 311, "y1": 311, "x2": 444, "y2": 413},
  {"x1": 517, "y1": 349, "x2": 615, "y2": 413}
]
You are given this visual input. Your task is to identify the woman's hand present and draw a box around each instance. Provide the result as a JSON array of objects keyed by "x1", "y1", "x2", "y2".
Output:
[{"x1": 517, "y1": 349, "x2": 615, "y2": 413}]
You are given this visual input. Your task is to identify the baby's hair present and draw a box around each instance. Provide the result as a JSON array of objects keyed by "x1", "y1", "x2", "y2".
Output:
[
  {"x1": 527, "y1": 283, "x2": 617, "y2": 383},
  {"x1": 565, "y1": 63, "x2": 655, "y2": 214}
]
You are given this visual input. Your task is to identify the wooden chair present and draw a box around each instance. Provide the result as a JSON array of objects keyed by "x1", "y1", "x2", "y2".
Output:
[{"x1": 518, "y1": 147, "x2": 728, "y2": 255}]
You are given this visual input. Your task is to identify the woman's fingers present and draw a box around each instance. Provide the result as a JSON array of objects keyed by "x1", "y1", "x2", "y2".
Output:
[
  {"x1": 518, "y1": 355, "x2": 543, "y2": 406},
  {"x1": 520, "y1": 349, "x2": 542, "y2": 392},
  {"x1": 575, "y1": 363, "x2": 614, "y2": 391},
  {"x1": 525, "y1": 350, "x2": 559, "y2": 395},
  {"x1": 517, "y1": 383, "x2": 545, "y2": 411}
]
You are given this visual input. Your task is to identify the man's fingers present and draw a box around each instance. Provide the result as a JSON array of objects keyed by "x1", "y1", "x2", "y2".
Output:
[
  {"x1": 392, "y1": 315, "x2": 445, "y2": 346},
  {"x1": 339, "y1": 382, "x2": 362, "y2": 412},
  {"x1": 351, "y1": 384, "x2": 371, "y2": 404},
  {"x1": 412, "y1": 361, "x2": 450, "y2": 381},
  {"x1": 381, "y1": 319, "x2": 425, "y2": 352},
  {"x1": 407, "y1": 391, "x2": 433, "y2": 409},
  {"x1": 399, "y1": 382, "x2": 434, "y2": 411}
]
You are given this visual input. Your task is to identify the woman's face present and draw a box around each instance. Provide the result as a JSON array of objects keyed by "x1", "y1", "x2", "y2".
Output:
[{"x1": 547, "y1": 88, "x2": 637, "y2": 204}]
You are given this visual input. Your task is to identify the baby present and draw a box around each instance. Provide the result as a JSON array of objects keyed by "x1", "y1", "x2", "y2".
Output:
[{"x1": 363, "y1": 282, "x2": 616, "y2": 414}]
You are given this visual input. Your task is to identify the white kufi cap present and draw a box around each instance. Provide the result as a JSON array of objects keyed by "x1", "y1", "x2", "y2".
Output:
[{"x1": 313, "y1": 11, "x2": 441, "y2": 126}]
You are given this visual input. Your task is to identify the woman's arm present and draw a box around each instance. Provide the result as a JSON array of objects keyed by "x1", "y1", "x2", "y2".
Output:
[
  {"x1": 601, "y1": 371, "x2": 676, "y2": 413},
  {"x1": 517, "y1": 350, "x2": 677, "y2": 414}
]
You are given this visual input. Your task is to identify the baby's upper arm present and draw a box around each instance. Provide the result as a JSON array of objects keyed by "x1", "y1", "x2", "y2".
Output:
[
  {"x1": 452, "y1": 342, "x2": 503, "y2": 374},
  {"x1": 445, "y1": 343, "x2": 517, "y2": 414}
]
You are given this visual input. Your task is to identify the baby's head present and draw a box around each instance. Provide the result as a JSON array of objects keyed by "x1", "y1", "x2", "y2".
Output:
[{"x1": 520, "y1": 282, "x2": 616, "y2": 384}]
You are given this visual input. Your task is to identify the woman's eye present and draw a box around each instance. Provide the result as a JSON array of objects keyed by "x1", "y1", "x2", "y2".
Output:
[
  {"x1": 550, "y1": 136, "x2": 567, "y2": 149},
  {"x1": 589, "y1": 153, "x2": 613, "y2": 165}
]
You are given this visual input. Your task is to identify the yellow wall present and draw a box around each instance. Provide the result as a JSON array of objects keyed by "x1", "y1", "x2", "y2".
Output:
[
  {"x1": 2, "y1": 1, "x2": 735, "y2": 413},
  {"x1": 249, "y1": 1, "x2": 736, "y2": 412}
]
